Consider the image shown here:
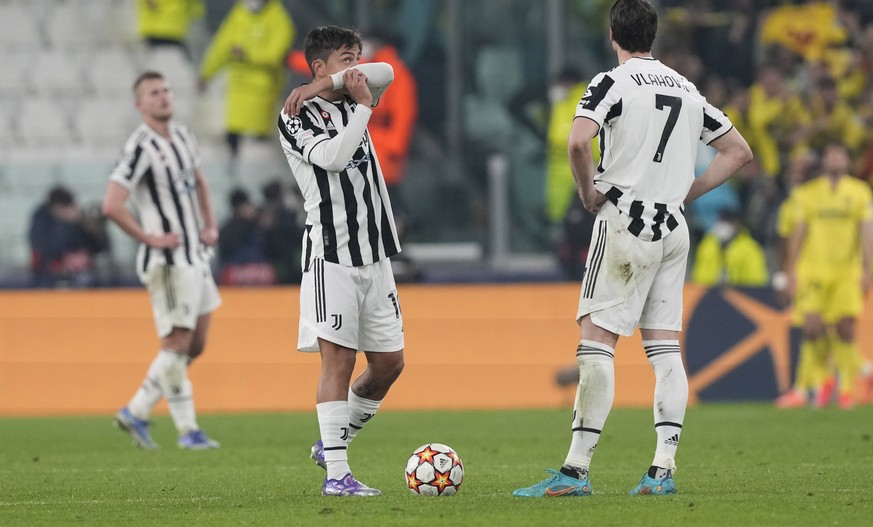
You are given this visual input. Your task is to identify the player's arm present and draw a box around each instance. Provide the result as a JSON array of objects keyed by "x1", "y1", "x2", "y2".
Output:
[
  {"x1": 329, "y1": 62, "x2": 393, "y2": 101},
  {"x1": 860, "y1": 218, "x2": 873, "y2": 293},
  {"x1": 102, "y1": 181, "x2": 180, "y2": 249},
  {"x1": 771, "y1": 199, "x2": 795, "y2": 306},
  {"x1": 785, "y1": 219, "x2": 808, "y2": 298},
  {"x1": 303, "y1": 71, "x2": 375, "y2": 172},
  {"x1": 194, "y1": 168, "x2": 218, "y2": 246},
  {"x1": 283, "y1": 63, "x2": 394, "y2": 116},
  {"x1": 685, "y1": 127, "x2": 753, "y2": 204},
  {"x1": 568, "y1": 116, "x2": 606, "y2": 213}
]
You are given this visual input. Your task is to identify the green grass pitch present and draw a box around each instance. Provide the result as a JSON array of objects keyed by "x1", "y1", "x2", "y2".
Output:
[{"x1": 2, "y1": 404, "x2": 872, "y2": 526}]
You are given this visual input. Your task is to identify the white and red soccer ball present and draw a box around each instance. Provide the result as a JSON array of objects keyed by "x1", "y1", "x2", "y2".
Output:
[{"x1": 404, "y1": 443, "x2": 464, "y2": 496}]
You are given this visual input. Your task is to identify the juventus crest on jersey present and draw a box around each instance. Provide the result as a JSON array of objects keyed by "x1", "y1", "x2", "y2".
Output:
[
  {"x1": 576, "y1": 57, "x2": 733, "y2": 241},
  {"x1": 109, "y1": 123, "x2": 210, "y2": 273},
  {"x1": 279, "y1": 96, "x2": 400, "y2": 269}
]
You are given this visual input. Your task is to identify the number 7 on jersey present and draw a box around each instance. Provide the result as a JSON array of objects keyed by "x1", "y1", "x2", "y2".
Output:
[{"x1": 653, "y1": 94, "x2": 682, "y2": 163}]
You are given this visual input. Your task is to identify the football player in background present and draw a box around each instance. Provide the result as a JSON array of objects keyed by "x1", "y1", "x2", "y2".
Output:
[
  {"x1": 103, "y1": 71, "x2": 221, "y2": 450},
  {"x1": 782, "y1": 142, "x2": 873, "y2": 409}
]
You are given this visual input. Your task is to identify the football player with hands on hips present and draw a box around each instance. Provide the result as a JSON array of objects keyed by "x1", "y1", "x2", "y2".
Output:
[
  {"x1": 277, "y1": 26, "x2": 403, "y2": 497},
  {"x1": 103, "y1": 71, "x2": 222, "y2": 451},
  {"x1": 513, "y1": 0, "x2": 752, "y2": 498}
]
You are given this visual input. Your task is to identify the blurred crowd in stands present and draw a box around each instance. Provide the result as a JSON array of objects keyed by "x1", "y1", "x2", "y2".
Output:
[
  {"x1": 217, "y1": 180, "x2": 304, "y2": 286},
  {"x1": 15, "y1": 0, "x2": 873, "y2": 288}
]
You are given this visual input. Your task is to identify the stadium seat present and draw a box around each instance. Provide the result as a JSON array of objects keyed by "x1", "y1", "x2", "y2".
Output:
[
  {"x1": 75, "y1": 98, "x2": 141, "y2": 151},
  {"x1": 0, "y1": 49, "x2": 35, "y2": 99},
  {"x1": 88, "y1": 48, "x2": 141, "y2": 97},
  {"x1": 15, "y1": 97, "x2": 75, "y2": 154},
  {"x1": 143, "y1": 46, "x2": 197, "y2": 95},
  {"x1": 29, "y1": 50, "x2": 91, "y2": 100},
  {"x1": 189, "y1": 74, "x2": 227, "y2": 139},
  {"x1": 0, "y1": 3, "x2": 44, "y2": 51},
  {"x1": 0, "y1": 107, "x2": 15, "y2": 149},
  {"x1": 103, "y1": 0, "x2": 139, "y2": 48},
  {"x1": 44, "y1": 0, "x2": 111, "y2": 50}
]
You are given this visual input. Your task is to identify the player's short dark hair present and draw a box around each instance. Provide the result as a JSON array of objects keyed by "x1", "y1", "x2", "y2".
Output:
[
  {"x1": 610, "y1": 0, "x2": 658, "y2": 53},
  {"x1": 132, "y1": 70, "x2": 164, "y2": 95},
  {"x1": 303, "y1": 25, "x2": 362, "y2": 76}
]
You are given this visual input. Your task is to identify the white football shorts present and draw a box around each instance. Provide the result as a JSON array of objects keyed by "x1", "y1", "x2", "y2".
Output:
[
  {"x1": 577, "y1": 201, "x2": 689, "y2": 336},
  {"x1": 298, "y1": 257, "x2": 404, "y2": 353},
  {"x1": 142, "y1": 261, "x2": 222, "y2": 338}
]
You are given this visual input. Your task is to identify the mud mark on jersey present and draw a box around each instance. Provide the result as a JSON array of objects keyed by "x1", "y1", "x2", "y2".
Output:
[{"x1": 618, "y1": 262, "x2": 634, "y2": 284}]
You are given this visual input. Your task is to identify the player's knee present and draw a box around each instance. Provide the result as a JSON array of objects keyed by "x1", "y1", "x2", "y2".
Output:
[
  {"x1": 188, "y1": 342, "x2": 205, "y2": 362},
  {"x1": 161, "y1": 329, "x2": 193, "y2": 353},
  {"x1": 802, "y1": 324, "x2": 824, "y2": 341},
  {"x1": 382, "y1": 355, "x2": 405, "y2": 382},
  {"x1": 371, "y1": 354, "x2": 404, "y2": 386},
  {"x1": 836, "y1": 322, "x2": 855, "y2": 342}
]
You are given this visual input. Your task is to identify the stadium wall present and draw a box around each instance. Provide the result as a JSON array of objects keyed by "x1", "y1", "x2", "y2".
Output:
[{"x1": 2, "y1": 284, "x2": 872, "y2": 416}]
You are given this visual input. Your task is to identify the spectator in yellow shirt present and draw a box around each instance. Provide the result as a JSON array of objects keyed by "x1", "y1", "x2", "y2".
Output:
[{"x1": 199, "y1": 0, "x2": 295, "y2": 156}]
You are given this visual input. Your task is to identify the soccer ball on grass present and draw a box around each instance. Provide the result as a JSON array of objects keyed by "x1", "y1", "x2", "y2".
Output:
[{"x1": 404, "y1": 443, "x2": 464, "y2": 496}]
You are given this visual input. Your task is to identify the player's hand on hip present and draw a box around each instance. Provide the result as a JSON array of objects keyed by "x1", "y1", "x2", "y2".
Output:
[
  {"x1": 200, "y1": 226, "x2": 218, "y2": 246},
  {"x1": 148, "y1": 232, "x2": 181, "y2": 249},
  {"x1": 862, "y1": 271, "x2": 872, "y2": 297},
  {"x1": 582, "y1": 191, "x2": 607, "y2": 214},
  {"x1": 344, "y1": 69, "x2": 373, "y2": 107}
]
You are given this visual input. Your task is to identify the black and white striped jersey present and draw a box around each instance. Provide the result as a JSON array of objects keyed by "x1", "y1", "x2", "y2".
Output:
[
  {"x1": 278, "y1": 96, "x2": 400, "y2": 269},
  {"x1": 576, "y1": 57, "x2": 733, "y2": 241},
  {"x1": 109, "y1": 122, "x2": 210, "y2": 272}
]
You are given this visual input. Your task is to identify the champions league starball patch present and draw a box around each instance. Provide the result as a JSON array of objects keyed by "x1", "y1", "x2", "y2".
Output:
[{"x1": 285, "y1": 116, "x2": 302, "y2": 135}]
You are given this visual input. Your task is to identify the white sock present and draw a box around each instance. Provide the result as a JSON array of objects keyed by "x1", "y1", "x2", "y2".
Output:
[
  {"x1": 154, "y1": 350, "x2": 199, "y2": 436},
  {"x1": 564, "y1": 340, "x2": 615, "y2": 472},
  {"x1": 644, "y1": 340, "x2": 687, "y2": 471},
  {"x1": 347, "y1": 389, "x2": 382, "y2": 444},
  {"x1": 317, "y1": 400, "x2": 351, "y2": 480},
  {"x1": 127, "y1": 353, "x2": 165, "y2": 420}
]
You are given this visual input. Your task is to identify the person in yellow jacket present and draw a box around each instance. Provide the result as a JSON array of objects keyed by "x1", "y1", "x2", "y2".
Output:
[
  {"x1": 690, "y1": 209, "x2": 768, "y2": 287},
  {"x1": 199, "y1": 0, "x2": 295, "y2": 156},
  {"x1": 545, "y1": 69, "x2": 600, "y2": 224},
  {"x1": 136, "y1": 0, "x2": 204, "y2": 51},
  {"x1": 782, "y1": 142, "x2": 873, "y2": 409}
]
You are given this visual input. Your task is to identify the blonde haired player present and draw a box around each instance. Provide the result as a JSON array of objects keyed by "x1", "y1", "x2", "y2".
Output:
[{"x1": 104, "y1": 71, "x2": 221, "y2": 449}]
